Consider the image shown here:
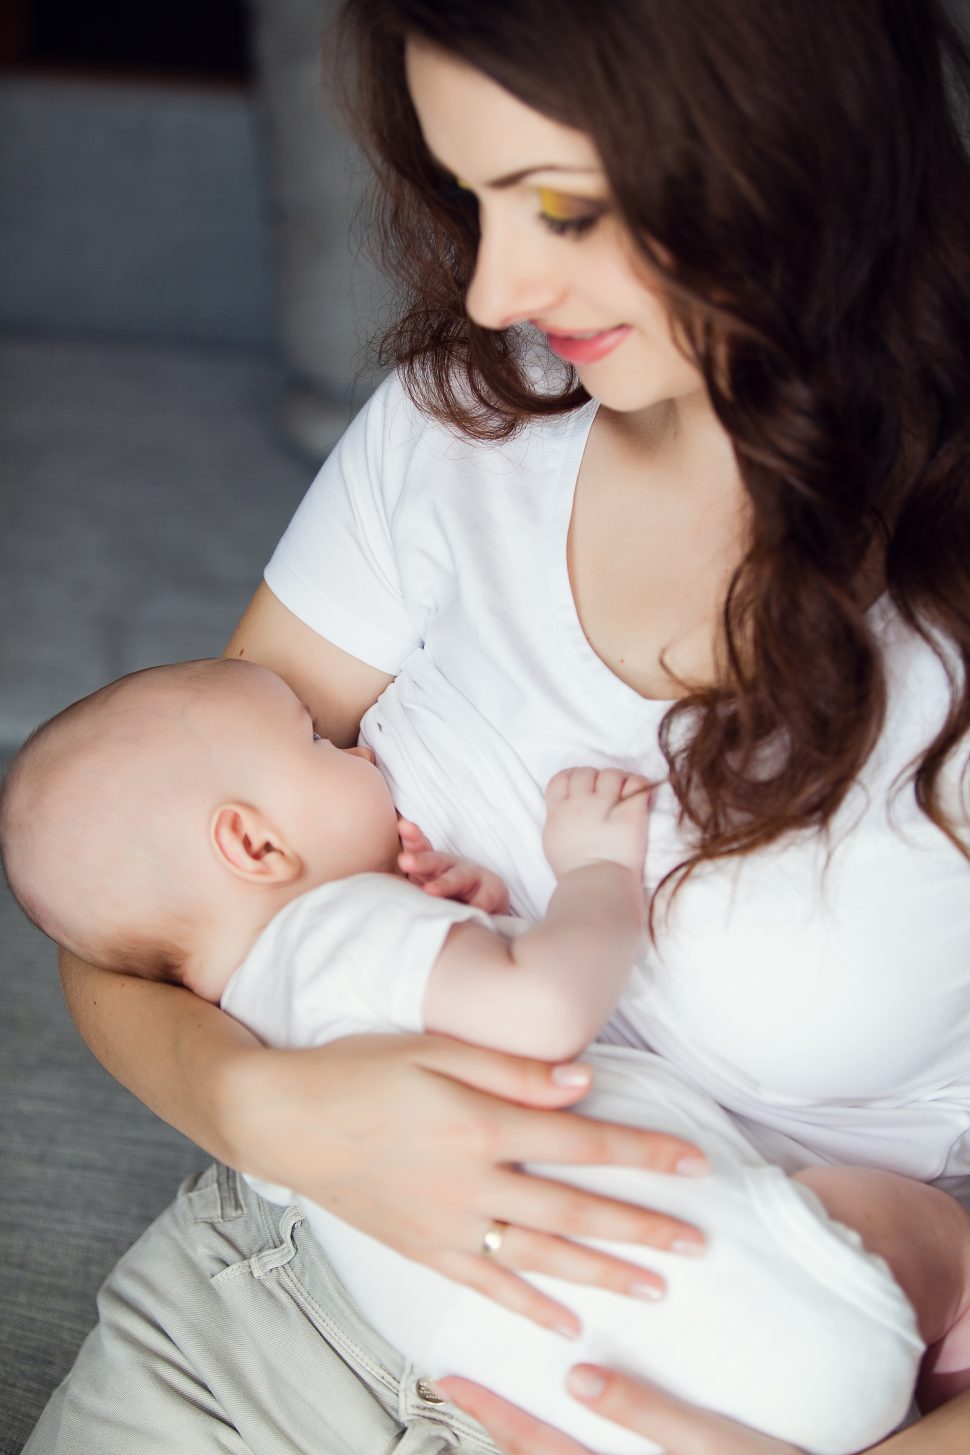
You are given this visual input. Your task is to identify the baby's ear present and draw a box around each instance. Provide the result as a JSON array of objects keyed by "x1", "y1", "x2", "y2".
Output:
[{"x1": 209, "y1": 803, "x2": 301, "y2": 884}]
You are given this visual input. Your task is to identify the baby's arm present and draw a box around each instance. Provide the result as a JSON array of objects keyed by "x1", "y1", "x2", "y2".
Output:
[{"x1": 422, "y1": 768, "x2": 650, "y2": 1062}]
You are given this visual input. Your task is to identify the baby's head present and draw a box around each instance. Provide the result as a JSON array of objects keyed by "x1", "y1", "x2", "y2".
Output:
[{"x1": 0, "y1": 659, "x2": 399, "y2": 999}]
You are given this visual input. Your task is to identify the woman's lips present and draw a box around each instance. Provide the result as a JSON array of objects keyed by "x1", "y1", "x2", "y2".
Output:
[{"x1": 542, "y1": 324, "x2": 632, "y2": 363}]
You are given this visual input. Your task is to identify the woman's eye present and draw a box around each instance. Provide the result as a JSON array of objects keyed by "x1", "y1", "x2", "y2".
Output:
[
  {"x1": 439, "y1": 176, "x2": 601, "y2": 239},
  {"x1": 535, "y1": 188, "x2": 604, "y2": 240},
  {"x1": 312, "y1": 730, "x2": 322, "y2": 742},
  {"x1": 538, "y1": 212, "x2": 601, "y2": 239}
]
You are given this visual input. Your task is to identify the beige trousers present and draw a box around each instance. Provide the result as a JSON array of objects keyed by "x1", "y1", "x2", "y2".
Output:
[{"x1": 23, "y1": 1164, "x2": 498, "y2": 1454}]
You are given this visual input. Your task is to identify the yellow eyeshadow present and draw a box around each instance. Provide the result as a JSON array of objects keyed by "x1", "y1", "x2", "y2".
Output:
[{"x1": 538, "y1": 186, "x2": 599, "y2": 221}]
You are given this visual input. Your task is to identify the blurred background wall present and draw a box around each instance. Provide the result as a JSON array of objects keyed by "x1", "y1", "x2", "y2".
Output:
[{"x1": 0, "y1": 0, "x2": 387, "y2": 751}]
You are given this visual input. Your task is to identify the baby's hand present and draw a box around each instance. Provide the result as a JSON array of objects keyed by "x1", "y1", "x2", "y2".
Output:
[
  {"x1": 398, "y1": 819, "x2": 511, "y2": 915},
  {"x1": 542, "y1": 768, "x2": 651, "y2": 880}
]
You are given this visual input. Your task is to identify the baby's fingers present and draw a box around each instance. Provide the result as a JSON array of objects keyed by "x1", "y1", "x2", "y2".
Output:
[
  {"x1": 398, "y1": 818, "x2": 436, "y2": 854},
  {"x1": 398, "y1": 847, "x2": 455, "y2": 880},
  {"x1": 420, "y1": 863, "x2": 485, "y2": 898}
]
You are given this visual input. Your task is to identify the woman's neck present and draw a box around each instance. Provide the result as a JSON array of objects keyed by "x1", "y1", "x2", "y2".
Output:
[{"x1": 602, "y1": 388, "x2": 735, "y2": 487}]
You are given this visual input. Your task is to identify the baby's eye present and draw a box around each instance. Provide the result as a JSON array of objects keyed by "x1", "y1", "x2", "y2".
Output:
[{"x1": 312, "y1": 731, "x2": 322, "y2": 742}]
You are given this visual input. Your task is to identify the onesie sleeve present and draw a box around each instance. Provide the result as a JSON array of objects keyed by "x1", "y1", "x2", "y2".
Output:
[
  {"x1": 222, "y1": 875, "x2": 493, "y2": 1050},
  {"x1": 264, "y1": 372, "x2": 429, "y2": 674}
]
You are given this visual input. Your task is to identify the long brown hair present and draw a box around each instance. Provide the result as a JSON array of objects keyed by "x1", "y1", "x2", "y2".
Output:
[{"x1": 335, "y1": 0, "x2": 970, "y2": 875}]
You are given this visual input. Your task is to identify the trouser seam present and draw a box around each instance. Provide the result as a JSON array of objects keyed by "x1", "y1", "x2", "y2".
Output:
[{"x1": 275, "y1": 1252, "x2": 400, "y2": 1396}]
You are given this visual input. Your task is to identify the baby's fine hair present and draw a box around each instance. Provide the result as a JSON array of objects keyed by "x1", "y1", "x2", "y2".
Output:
[{"x1": 0, "y1": 659, "x2": 246, "y2": 983}]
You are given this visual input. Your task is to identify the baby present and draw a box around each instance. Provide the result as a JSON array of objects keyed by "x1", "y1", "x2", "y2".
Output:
[{"x1": 2, "y1": 657, "x2": 968, "y2": 1454}]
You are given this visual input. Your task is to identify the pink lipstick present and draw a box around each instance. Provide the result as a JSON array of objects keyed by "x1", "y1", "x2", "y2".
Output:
[{"x1": 542, "y1": 324, "x2": 632, "y2": 364}]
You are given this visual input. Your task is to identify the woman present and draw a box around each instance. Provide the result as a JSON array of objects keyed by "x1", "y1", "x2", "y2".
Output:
[{"x1": 34, "y1": 0, "x2": 970, "y2": 1450}]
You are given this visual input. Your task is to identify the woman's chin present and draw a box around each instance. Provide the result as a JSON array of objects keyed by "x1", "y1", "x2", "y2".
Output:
[{"x1": 575, "y1": 357, "x2": 701, "y2": 417}]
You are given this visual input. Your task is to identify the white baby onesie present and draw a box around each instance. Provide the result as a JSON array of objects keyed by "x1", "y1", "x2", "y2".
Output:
[{"x1": 222, "y1": 873, "x2": 923, "y2": 1455}]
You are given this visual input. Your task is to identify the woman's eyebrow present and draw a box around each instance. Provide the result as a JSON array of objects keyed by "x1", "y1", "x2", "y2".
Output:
[
  {"x1": 433, "y1": 152, "x2": 599, "y2": 190},
  {"x1": 484, "y1": 164, "x2": 600, "y2": 190}
]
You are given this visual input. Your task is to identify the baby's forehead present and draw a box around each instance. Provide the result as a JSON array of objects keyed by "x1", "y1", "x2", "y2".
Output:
[
  {"x1": 60, "y1": 660, "x2": 280, "y2": 782},
  {"x1": 130, "y1": 659, "x2": 265, "y2": 718}
]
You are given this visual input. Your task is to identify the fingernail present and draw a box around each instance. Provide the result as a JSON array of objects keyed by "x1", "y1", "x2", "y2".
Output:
[
  {"x1": 674, "y1": 1155, "x2": 709, "y2": 1177},
  {"x1": 630, "y1": 1279, "x2": 664, "y2": 1300},
  {"x1": 568, "y1": 1367, "x2": 606, "y2": 1400},
  {"x1": 671, "y1": 1236, "x2": 705, "y2": 1256},
  {"x1": 552, "y1": 1063, "x2": 592, "y2": 1087},
  {"x1": 555, "y1": 1318, "x2": 581, "y2": 1339}
]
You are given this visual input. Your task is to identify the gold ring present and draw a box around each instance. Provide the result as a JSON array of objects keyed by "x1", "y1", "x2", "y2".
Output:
[{"x1": 481, "y1": 1219, "x2": 509, "y2": 1258}]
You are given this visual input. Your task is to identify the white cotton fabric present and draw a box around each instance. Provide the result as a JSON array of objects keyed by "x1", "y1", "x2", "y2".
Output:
[
  {"x1": 222, "y1": 874, "x2": 922, "y2": 1455},
  {"x1": 265, "y1": 370, "x2": 970, "y2": 1203}
]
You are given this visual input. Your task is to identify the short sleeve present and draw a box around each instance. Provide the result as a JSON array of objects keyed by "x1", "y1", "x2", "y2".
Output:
[
  {"x1": 221, "y1": 875, "x2": 491, "y2": 1049},
  {"x1": 264, "y1": 372, "x2": 428, "y2": 674}
]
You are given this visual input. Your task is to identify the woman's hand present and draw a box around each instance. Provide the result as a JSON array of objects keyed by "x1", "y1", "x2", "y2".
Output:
[
  {"x1": 436, "y1": 1370, "x2": 806, "y2": 1455},
  {"x1": 228, "y1": 1032, "x2": 708, "y2": 1335}
]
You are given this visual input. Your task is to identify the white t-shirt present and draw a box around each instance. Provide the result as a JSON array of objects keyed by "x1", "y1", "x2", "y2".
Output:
[
  {"x1": 221, "y1": 874, "x2": 921, "y2": 1455},
  {"x1": 265, "y1": 370, "x2": 970, "y2": 1200}
]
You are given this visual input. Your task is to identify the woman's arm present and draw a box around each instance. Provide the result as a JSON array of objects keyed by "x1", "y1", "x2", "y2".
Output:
[
  {"x1": 59, "y1": 950, "x2": 261, "y2": 1166},
  {"x1": 438, "y1": 1374, "x2": 970, "y2": 1455},
  {"x1": 224, "y1": 581, "x2": 395, "y2": 745}
]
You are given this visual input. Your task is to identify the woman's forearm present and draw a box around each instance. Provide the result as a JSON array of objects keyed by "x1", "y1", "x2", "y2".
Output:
[{"x1": 59, "y1": 948, "x2": 260, "y2": 1164}]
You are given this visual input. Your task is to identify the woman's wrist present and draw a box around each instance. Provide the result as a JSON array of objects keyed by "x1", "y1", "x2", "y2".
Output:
[
  {"x1": 214, "y1": 1043, "x2": 301, "y2": 1178},
  {"x1": 216, "y1": 1041, "x2": 361, "y2": 1192}
]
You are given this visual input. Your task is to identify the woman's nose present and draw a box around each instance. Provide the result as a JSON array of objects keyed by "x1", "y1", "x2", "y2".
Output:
[{"x1": 465, "y1": 213, "x2": 567, "y2": 332}]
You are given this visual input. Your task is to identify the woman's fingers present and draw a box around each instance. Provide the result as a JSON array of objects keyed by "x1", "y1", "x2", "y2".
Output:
[
  {"x1": 500, "y1": 1103, "x2": 708, "y2": 1178},
  {"x1": 565, "y1": 1367, "x2": 805, "y2": 1453},
  {"x1": 437, "y1": 1379, "x2": 592, "y2": 1455},
  {"x1": 437, "y1": 1369, "x2": 807, "y2": 1455},
  {"x1": 267, "y1": 1036, "x2": 708, "y2": 1331},
  {"x1": 472, "y1": 1222, "x2": 666, "y2": 1301},
  {"x1": 441, "y1": 1252, "x2": 584, "y2": 1338},
  {"x1": 496, "y1": 1167, "x2": 704, "y2": 1256},
  {"x1": 413, "y1": 1043, "x2": 709, "y2": 1178},
  {"x1": 412, "y1": 1034, "x2": 598, "y2": 1108}
]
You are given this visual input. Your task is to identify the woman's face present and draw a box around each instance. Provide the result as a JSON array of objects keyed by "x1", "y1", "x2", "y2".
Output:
[{"x1": 405, "y1": 40, "x2": 705, "y2": 416}]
